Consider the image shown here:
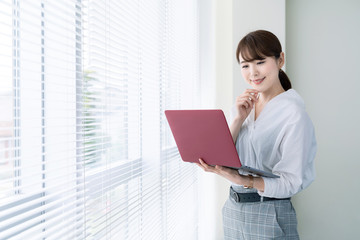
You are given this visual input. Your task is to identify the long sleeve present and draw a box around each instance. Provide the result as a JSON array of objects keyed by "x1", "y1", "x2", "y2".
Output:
[{"x1": 259, "y1": 113, "x2": 316, "y2": 198}]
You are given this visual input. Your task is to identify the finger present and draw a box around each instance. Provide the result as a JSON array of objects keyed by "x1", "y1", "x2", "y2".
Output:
[
  {"x1": 237, "y1": 99, "x2": 253, "y2": 111},
  {"x1": 244, "y1": 99, "x2": 253, "y2": 109},
  {"x1": 214, "y1": 165, "x2": 234, "y2": 178},
  {"x1": 237, "y1": 91, "x2": 259, "y2": 102},
  {"x1": 244, "y1": 101, "x2": 250, "y2": 109},
  {"x1": 215, "y1": 165, "x2": 224, "y2": 171},
  {"x1": 248, "y1": 93, "x2": 258, "y2": 102},
  {"x1": 236, "y1": 96, "x2": 251, "y2": 106},
  {"x1": 242, "y1": 91, "x2": 258, "y2": 102},
  {"x1": 238, "y1": 94, "x2": 256, "y2": 103},
  {"x1": 248, "y1": 94, "x2": 258, "y2": 103},
  {"x1": 198, "y1": 158, "x2": 206, "y2": 165},
  {"x1": 196, "y1": 163, "x2": 205, "y2": 171},
  {"x1": 245, "y1": 89, "x2": 259, "y2": 94},
  {"x1": 239, "y1": 100, "x2": 248, "y2": 109},
  {"x1": 236, "y1": 91, "x2": 257, "y2": 101},
  {"x1": 198, "y1": 158, "x2": 209, "y2": 168},
  {"x1": 199, "y1": 158, "x2": 216, "y2": 172}
]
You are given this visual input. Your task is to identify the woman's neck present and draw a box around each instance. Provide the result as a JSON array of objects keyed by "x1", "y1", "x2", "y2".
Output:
[{"x1": 258, "y1": 84, "x2": 285, "y2": 105}]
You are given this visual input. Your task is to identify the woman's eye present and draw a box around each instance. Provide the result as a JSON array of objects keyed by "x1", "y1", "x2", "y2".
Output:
[
  {"x1": 257, "y1": 61, "x2": 265, "y2": 65},
  {"x1": 242, "y1": 65, "x2": 248, "y2": 69}
]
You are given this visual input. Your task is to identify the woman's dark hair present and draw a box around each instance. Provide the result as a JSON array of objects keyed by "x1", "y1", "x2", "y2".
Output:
[{"x1": 236, "y1": 30, "x2": 292, "y2": 91}]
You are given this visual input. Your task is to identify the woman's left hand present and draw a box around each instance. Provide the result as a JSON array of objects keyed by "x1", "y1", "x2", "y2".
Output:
[{"x1": 196, "y1": 158, "x2": 244, "y2": 185}]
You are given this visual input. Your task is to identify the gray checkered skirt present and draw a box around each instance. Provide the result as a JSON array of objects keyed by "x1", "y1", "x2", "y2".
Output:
[{"x1": 222, "y1": 188, "x2": 299, "y2": 240}]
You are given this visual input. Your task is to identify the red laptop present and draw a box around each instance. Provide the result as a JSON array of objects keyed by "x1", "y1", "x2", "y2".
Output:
[{"x1": 164, "y1": 109, "x2": 279, "y2": 178}]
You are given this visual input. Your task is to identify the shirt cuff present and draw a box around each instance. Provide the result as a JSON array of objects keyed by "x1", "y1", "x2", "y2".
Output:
[{"x1": 257, "y1": 177, "x2": 279, "y2": 198}]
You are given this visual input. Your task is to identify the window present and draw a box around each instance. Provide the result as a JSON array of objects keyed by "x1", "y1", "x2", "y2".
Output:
[{"x1": 0, "y1": 0, "x2": 199, "y2": 239}]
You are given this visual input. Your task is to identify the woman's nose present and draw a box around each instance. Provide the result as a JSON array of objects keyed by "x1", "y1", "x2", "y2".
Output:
[{"x1": 250, "y1": 66, "x2": 259, "y2": 78}]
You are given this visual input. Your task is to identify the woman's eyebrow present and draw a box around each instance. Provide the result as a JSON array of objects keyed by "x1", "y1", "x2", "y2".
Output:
[{"x1": 241, "y1": 58, "x2": 265, "y2": 64}]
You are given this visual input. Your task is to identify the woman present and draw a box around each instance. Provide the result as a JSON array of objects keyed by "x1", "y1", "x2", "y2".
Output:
[{"x1": 197, "y1": 30, "x2": 316, "y2": 239}]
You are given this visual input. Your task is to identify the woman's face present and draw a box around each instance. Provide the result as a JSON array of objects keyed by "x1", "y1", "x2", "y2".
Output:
[{"x1": 239, "y1": 53, "x2": 284, "y2": 93}]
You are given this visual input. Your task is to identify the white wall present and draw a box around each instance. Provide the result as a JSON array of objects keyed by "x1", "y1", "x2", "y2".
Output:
[{"x1": 286, "y1": 1, "x2": 360, "y2": 239}]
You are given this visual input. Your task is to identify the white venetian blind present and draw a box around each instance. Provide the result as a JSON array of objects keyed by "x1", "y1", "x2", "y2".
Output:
[
  {"x1": 0, "y1": 0, "x2": 200, "y2": 239},
  {"x1": 0, "y1": 0, "x2": 83, "y2": 239}
]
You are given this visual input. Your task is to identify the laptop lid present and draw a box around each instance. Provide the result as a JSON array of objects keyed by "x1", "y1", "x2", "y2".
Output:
[
  {"x1": 165, "y1": 109, "x2": 241, "y2": 168},
  {"x1": 165, "y1": 109, "x2": 280, "y2": 178}
]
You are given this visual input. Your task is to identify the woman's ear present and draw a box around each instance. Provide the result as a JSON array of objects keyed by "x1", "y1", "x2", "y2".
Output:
[{"x1": 278, "y1": 52, "x2": 285, "y2": 69}]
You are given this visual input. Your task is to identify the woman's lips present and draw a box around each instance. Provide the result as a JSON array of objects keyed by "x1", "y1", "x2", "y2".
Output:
[{"x1": 252, "y1": 77, "x2": 265, "y2": 85}]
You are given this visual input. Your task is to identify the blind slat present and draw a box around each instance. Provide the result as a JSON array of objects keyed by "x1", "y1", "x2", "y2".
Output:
[{"x1": 0, "y1": 0, "x2": 199, "y2": 239}]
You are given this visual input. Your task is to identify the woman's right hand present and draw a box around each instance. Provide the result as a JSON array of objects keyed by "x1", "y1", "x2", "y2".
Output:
[{"x1": 234, "y1": 89, "x2": 259, "y2": 121}]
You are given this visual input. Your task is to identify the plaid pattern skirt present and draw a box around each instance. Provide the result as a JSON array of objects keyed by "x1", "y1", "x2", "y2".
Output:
[{"x1": 222, "y1": 188, "x2": 299, "y2": 240}]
